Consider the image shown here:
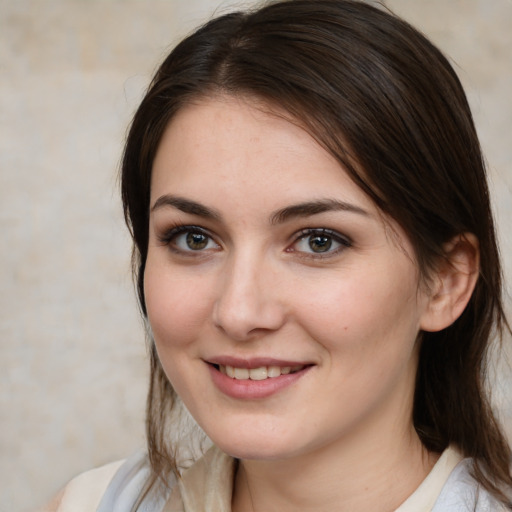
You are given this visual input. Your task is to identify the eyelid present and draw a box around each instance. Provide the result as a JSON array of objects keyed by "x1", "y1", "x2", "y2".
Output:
[
  {"x1": 288, "y1": 228, "x2": 352, "y2": 258},
  {"x1": 157, "y1": 224, "x2": 220, "y2": 252}
]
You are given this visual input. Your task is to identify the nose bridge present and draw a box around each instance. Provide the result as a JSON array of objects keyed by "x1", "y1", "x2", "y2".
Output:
[{"x1": 213, "y1": 246, "x2": 284, "y2": 340}]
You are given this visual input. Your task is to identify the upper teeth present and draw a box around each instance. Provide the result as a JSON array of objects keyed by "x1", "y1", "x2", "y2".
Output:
[{"x1": 220, "y1": 365, "x2": 303, "y2": 380}]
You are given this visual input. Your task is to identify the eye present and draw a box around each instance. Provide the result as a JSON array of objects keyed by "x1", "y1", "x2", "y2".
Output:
[
  {"x1": 291, "y1": 229, "x2": 351, "y2": 256},
  {"x1": 158, "y1": 225, "x2": 220, "y2": 253}
]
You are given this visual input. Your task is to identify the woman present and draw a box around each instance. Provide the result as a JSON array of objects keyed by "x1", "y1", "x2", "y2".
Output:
[{"x1": 45, "y1": 0, "x2": 512, "y2": 510}]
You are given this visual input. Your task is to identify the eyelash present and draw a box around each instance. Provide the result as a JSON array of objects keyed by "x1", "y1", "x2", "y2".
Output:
[
  {"x1": 157, "y1": 225, "x2": 352, "y2": 258},
  {"x1": 157, "y1": 225, "x2": 219, "y2": 255},
  {"x1": 289, "y1": 228, "x2": 352, "y2": 259}
]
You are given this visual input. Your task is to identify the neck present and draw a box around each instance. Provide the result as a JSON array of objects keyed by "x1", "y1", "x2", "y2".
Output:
[{"x1": 232, "y1": 420, "x2": 438, "y2": 512}]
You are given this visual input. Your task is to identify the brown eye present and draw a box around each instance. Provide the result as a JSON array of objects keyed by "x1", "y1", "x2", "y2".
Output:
[
  {"x1": 308, "y1": 235, "x2": 332, "y2": 253},
  {"x1": 159, "y1": 226, "x2": 220, "y2": 253},
  {"x1": 291, "y1": 228, "x2": 351, "y2": 257},
  {"x1": 186, "y1": 232, "x2": 209, "y2": 250}
]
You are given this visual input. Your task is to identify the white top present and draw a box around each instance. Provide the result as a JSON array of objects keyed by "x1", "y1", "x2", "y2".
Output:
[
  {"x1": 45, "y1": 445, "x2": 507, "y2": 511},
  {"x1": 397, "y1": 447, "x2": 463, "y2": 511}
]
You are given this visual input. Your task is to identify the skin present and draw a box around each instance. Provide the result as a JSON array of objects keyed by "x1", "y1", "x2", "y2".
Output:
[{"x1": 144, "y1": 96, "x2": 464, "y2": 511}]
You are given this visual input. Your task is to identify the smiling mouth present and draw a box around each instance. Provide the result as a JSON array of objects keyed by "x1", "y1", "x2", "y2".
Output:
[{"x1": 213, "y1": 364, "x2": 306, "y2": 381}]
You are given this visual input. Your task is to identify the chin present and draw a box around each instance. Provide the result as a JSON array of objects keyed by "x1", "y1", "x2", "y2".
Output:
[
  {"x1": 220, "y1": 444, "x2": 289, "y2": 461},
  {"x1": 210, "y1": 429, "x2": 303, "y2": 461}
]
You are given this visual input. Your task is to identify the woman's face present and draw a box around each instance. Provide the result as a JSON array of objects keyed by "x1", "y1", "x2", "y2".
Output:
[{"x1": 144, "y1": 97, "x2": 434, "y2": 461}]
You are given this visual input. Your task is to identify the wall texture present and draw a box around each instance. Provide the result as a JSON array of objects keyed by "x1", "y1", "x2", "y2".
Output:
[{"x1": 1, "y1": 1, "x2": 510, "y2": 510}]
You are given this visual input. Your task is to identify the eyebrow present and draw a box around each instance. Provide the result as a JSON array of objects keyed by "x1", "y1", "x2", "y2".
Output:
[
  {"x1": 151, "y1": 195, "x2": 222, "y2": 220},
  {"x1": 270, "y1": 199, "x2": 369, "y2": 225},
  {"x1": 151, "y1": 194, "x2": 369, "y2": 224}
]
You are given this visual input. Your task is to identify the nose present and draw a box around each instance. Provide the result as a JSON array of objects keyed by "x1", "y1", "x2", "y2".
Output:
[{"x1": 212, "y1": 252, "x2": 286, "y2": 341}]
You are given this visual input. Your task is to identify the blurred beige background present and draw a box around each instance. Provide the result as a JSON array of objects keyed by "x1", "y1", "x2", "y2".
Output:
[{"x1": 1, "y1": 1, "x2": 511, "y2": 510}]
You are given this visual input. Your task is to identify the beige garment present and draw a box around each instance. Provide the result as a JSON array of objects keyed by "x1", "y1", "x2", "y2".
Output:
[
  {"x1": 39, "y1": 459, "x2": 125, "y2": 512},
  {"x1": 164, "y1": 445, "x2": 463, "y2": 512},
  {"x1": 164, "y1": 447, "x2": 236, "y2": 512},
  {"x1": 44, "y1": 445, "x2": 463, "y2": 511},
  {"x1": 395, "y1": 447, "x2": 463, "y2": 512}
]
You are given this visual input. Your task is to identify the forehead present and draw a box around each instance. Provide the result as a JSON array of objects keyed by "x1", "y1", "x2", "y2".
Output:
[{"x1": 151, "y1": 96, "x2": 370, "y2": 208}]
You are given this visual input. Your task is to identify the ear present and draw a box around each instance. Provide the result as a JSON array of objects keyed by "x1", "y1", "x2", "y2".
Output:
[{"x1": 420, "y1": 233, "x2": 480, "y2": 332}]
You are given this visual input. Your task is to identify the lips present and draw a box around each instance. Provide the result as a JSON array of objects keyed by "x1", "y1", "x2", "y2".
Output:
[
  {"x1": 206, "y1": 357, "x2": 313, "y2": 399},
  {"x1": 219, "y1": 364, "x2": 305, "y2": 380}
]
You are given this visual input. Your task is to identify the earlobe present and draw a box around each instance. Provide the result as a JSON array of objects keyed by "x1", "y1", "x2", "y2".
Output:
[{"x1": 420, "y1": 233, "x2": 480, "y2": 332}]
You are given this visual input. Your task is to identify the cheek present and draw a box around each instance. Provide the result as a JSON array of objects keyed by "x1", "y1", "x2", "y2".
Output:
[
  {"x1": 294, "y1": 265, "x2": 422, "y2": 354},
  {"x1": 143, "y1": 260, "x2": 214, "y2": 348}
]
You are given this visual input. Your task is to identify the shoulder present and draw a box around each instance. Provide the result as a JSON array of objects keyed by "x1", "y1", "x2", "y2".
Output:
[
  {"x1": 40, "y1": 451, "x2": 174, "y2": 512},
  {"x1": 433, "y1": 458, "x2": 510, "y2": 512},
  {"x1": 38, "y1": 459, "x2": 125, "y2": 512},
  {"x1": 95, "y1": 450, "x2": 172, "y2": 511}
]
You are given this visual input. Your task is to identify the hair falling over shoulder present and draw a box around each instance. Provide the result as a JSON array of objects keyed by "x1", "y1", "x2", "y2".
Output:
[{"x1": 121, "y1": 0, "x2": 512, "y2": 507}]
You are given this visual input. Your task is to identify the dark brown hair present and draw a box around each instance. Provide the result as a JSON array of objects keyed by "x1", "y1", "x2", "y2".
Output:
[{"x1": 121, "y1": 0, "x2": 512, "y2": 505}]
